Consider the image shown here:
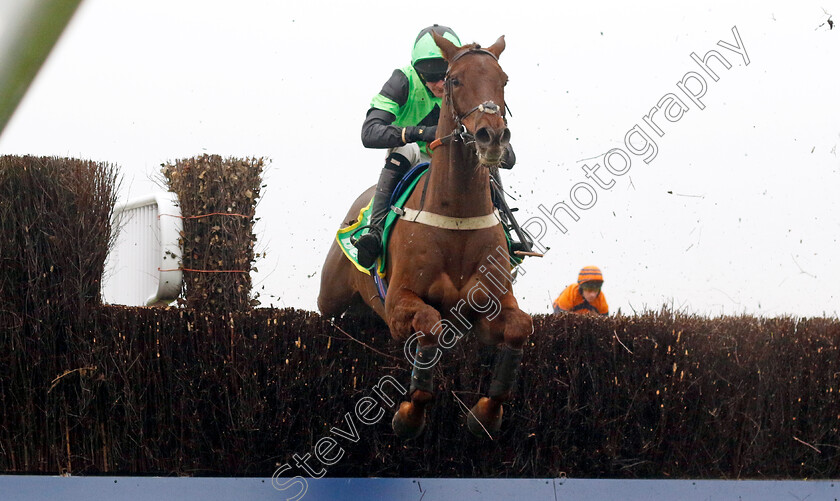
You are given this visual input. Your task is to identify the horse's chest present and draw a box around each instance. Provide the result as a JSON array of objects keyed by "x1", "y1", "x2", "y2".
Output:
[
  {"x1": 425, "y1": 270, "x2": 498, "y2": 312},
  {"x1": 391, "y1": 226, "x2": 508, "y2": 311}
]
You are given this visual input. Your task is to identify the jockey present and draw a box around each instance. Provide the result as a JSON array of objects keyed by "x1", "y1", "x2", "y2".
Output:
[
  {"x1": 552, "y1": 266, "x2": 609, "y2": 316},
  {"x1": 354, "y1": 24, "x2": 522, "y2": 270}
]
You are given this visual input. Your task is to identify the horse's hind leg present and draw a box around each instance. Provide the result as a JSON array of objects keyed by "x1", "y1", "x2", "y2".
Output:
[
  {"x1": 387, "y1": 289, "x2": 442, "y2": 439},
  {"x1": 318, "y1": 186, "x2": 378, "y2": 318},
  {"x1": 317, "y1": 240, "x2": 358, "y2": 318},
  {"x1": 467, "y1": 304, "x2": 532, "y2": 438}
]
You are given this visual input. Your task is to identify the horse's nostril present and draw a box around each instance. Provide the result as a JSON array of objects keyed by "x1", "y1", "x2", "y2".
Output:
[
  {"x1": 500, "y1": 128, "x2": 511, "y2": 145},
  {"x1": 475, "y1": 127, "x2": 493, "y2": 145}
]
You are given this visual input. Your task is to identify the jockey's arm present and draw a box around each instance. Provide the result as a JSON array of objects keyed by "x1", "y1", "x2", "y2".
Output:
[
  {"x1": 361, "y1": 69, "x2": 410, "y2": 149},
  {"x1": 361, "y1": 108, "x2": 403, "y2": 149}
]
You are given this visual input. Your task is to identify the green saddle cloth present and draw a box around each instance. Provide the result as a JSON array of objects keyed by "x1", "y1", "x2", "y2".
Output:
[
  {"x1": 335, "y1": 167, "x2": 520, "y2": 278},
  {"x1": 336, "y1": 168, "x2": 428, "y2": 277}
]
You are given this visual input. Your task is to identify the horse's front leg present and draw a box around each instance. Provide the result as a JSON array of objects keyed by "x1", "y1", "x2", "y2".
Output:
[
  {"x1": 468, "y1": 300, "x2": 533, "y2": 437},
  {"x1": 386, "y1": 287, "x2": 442, "y2": 439}
]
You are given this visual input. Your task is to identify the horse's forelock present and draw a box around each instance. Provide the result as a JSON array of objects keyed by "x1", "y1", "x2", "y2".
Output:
[
  {"x1": 449, "y1": 43, "x2": 484, "y2": 66},
  {"x1": 459, "y1": 43, "x2": 480, "y2": 53}
]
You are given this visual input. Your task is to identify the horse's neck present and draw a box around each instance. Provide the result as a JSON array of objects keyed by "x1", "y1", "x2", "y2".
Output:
[{"x1": 424, "y1": 119, "x2": 494, "y2": 218}]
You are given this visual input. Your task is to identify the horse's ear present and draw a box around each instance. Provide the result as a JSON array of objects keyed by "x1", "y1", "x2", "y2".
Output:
[
  {"x1": 432, "y1": 30, "x2": 460, "y2": 61},
  {"x1": 487, "y1": 35, "x2": 506, "y2": 59}
]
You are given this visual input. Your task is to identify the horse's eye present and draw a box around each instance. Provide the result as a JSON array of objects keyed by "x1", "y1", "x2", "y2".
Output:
[{"x1": 449, "y1": 77, "x2": 460, "y2": 87}]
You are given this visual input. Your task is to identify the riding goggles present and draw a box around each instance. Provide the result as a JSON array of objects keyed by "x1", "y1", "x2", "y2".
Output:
[{"x1": 420, "y1": 72, "x2": 446, "y2": 83}]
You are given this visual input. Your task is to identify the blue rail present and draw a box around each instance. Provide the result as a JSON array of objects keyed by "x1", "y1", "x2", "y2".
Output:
[{"x1": 1, "y1": 476, "x2": 836, "y2": 501}]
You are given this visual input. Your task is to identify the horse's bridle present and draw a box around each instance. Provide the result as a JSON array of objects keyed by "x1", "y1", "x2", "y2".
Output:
[
  {"x1": 429, "y1": 48, "x2": 511, "y2": 150},
  {"x1": 413, "y1": 47, "x2": 512, "y2": 230}
]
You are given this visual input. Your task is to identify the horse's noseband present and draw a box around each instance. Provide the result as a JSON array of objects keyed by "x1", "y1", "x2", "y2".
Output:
[
  {"x1": 461, "y1": 100, "x2": 500, "y2": 122},
  {"x1": 453, "y1": 100, "x2": 507, "y2": 146},
  {"x1": 478, "y1": 102, "x2": 499, "y2": 114}
]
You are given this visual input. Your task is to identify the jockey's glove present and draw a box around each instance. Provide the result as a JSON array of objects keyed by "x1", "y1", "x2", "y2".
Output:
[{"x1": 403, "y1": 125, "x2": 437, "y2": 144}]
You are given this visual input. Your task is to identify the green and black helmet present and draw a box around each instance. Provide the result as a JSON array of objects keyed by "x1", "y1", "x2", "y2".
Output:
[{"x1": 411, "y1": 24, "x2": 461, "y2": 83}]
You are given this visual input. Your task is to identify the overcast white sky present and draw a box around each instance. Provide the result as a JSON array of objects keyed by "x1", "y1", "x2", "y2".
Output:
[{"x1": 1, "y1": 0, "x2": 838, "y2": 317}]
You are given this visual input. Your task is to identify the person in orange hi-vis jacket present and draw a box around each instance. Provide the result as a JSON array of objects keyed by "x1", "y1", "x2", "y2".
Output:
[{"x1": 552, "y1": 266, "x2": 609, "y2": 316}]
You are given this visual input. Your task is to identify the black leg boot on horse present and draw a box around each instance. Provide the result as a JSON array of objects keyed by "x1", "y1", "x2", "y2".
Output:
[
  {"x1": 467, "y1": 345, "x2": 523, "y2": 437},
  {"x1": 392, "y1": 343, "x2": 438, "y2": 439},
  {"x1": 353, "y1": 153, "x2": 412, "y2": 270}
]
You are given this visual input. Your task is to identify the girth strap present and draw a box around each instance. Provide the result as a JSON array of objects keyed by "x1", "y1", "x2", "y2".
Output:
[{"x1": 396, "y1": 207, "x2": 500, "y2": 230}]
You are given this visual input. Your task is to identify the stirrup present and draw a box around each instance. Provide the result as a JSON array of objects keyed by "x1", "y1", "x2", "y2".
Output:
[{"x1": 349, "y1": 224, "x2": 378, "y2": 245}]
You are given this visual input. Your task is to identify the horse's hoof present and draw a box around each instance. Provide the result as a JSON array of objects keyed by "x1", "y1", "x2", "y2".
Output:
[
  {"x1": 391, "y1": 402, "x2": 426, "y2": 439},
  {"x1": 466, "y1": 397, "x2": 503, "y2": 438}
]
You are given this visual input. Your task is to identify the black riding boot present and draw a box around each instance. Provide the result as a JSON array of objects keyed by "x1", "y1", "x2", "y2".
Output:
[
  {"x1": 490, "y1": 168, "x2": 535, "y2": 255},
  {"x1": 354, "y1": 153, "x2": 412, "y2": 269}
]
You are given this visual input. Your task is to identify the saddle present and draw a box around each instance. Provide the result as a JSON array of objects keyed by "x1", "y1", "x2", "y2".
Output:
[{"x1": 335, "y1": 164, "x2": 430, "y2": 278}]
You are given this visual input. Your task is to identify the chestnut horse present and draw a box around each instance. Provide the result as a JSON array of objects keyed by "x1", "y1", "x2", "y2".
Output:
[{"x1": 318, "y1": 33, "x2": 532, "y2": 439}]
